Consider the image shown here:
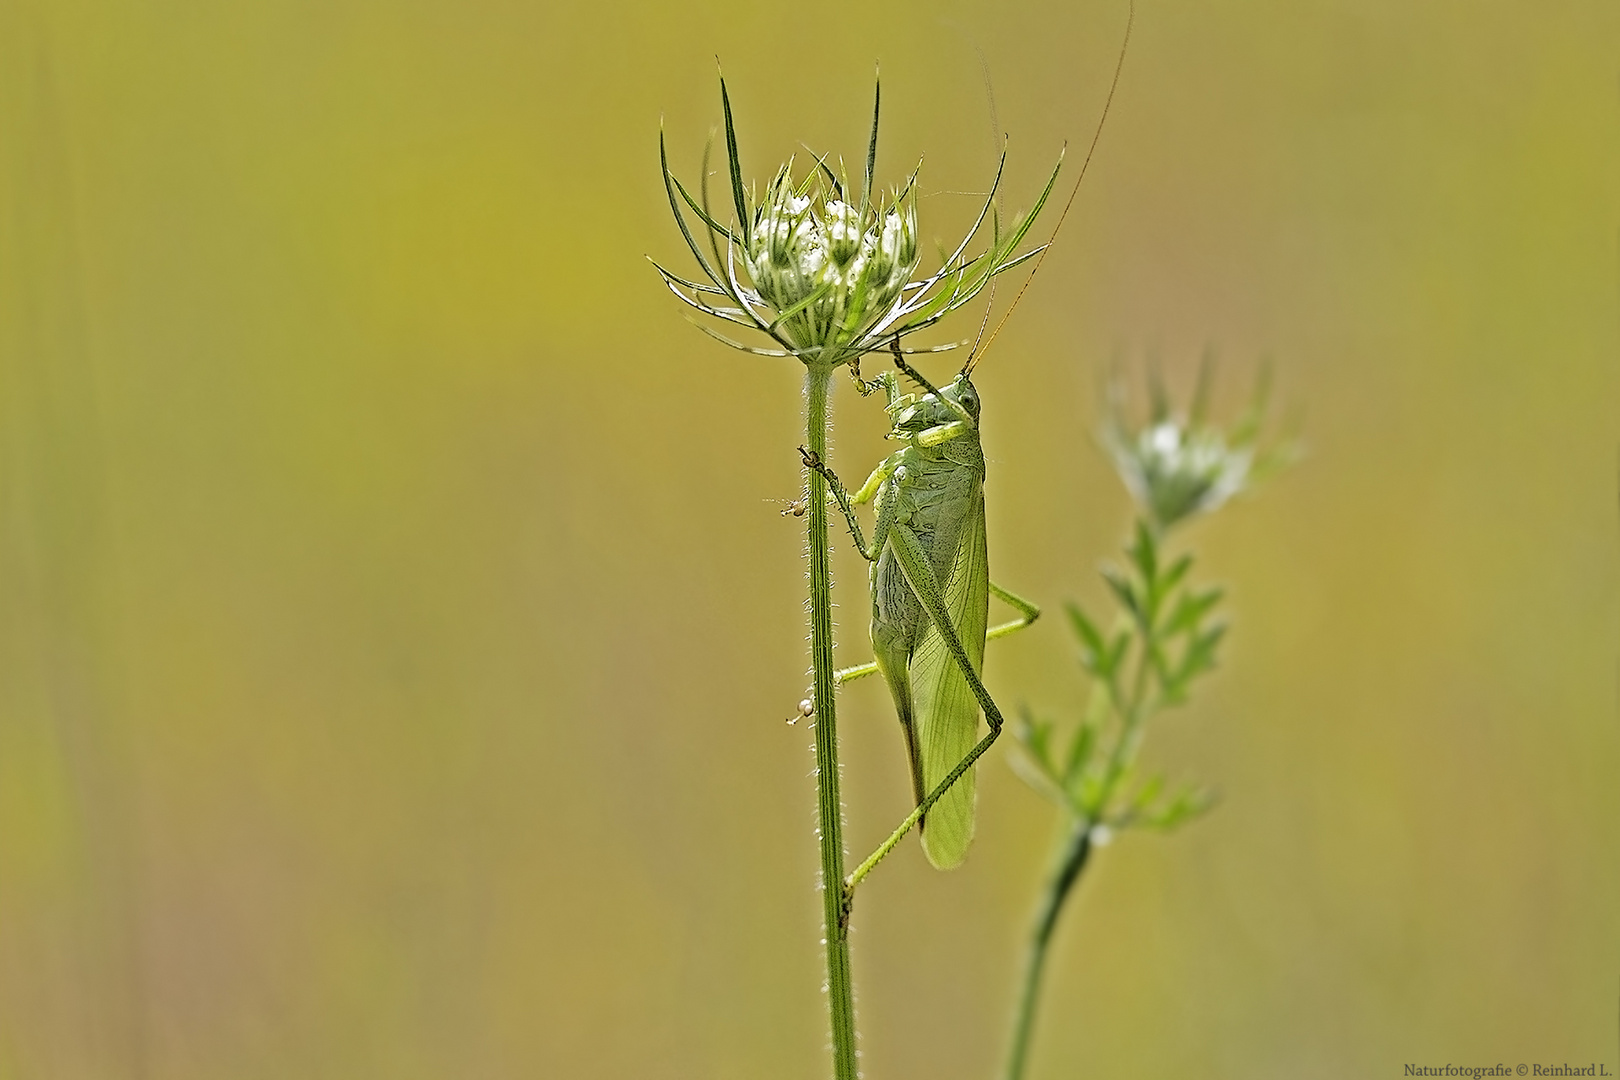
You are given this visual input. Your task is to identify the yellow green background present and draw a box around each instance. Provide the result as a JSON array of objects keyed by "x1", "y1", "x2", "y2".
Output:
[{"x1": 2, "y1": 1, "x2": 1616, "y2": 1076}]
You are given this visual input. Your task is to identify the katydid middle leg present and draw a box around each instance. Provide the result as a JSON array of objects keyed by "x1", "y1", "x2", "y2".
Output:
[{"x1": 838, "y1": 583, "x2": 1040, "y2": 684}]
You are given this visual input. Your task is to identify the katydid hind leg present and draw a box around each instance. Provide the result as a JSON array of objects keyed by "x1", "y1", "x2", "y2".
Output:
[{"x1": 800, "y1": 446, "x2": 874, "y2": 560}]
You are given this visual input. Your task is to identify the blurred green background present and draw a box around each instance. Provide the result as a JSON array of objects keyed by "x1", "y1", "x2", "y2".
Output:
[{"x1": 2, "y1": 0, "x2": 1616, "y2": 1077}]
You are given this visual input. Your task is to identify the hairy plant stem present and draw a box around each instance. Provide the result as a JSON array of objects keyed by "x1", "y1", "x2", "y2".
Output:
[
  {"x1": 1002, "y1": 821, "x2": 1093, "y2": 1080},
  {"x1": 805, "y1": 362, "x2": 858, "y2": 1080}
]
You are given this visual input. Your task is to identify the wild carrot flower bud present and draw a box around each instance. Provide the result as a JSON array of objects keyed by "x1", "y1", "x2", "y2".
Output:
[
  {"x1": 739, "y1": 178, "x2": 921, "y2": 354},
  {"x1": 655, "y1": 76, "x2": 1062, "y2": 370}
]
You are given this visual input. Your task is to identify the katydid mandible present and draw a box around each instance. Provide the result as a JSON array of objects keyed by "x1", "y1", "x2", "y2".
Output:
[{"x1": 809, "y1": 347, "x2": 1037, "y2": 871}]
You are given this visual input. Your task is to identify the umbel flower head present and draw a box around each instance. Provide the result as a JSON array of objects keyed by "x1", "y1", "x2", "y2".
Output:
[
  {"x1": 654, "y1": 76, "x2": 1061, "y2": 369},
  {"x1": 743, "y1": 172, "x2": 919, "y2": 353},
  {"x1": 1103, "y1": 357, "x2": 1294, "y2": 533}
]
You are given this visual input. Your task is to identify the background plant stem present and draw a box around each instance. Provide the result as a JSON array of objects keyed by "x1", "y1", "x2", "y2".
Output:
[
  {"x1": 805, "y1": 363, "x2": 858, "y2": 1080},
  {"x1": 1003, "y1": 528, "x2": 1166, "y2": 1080},
  {"x1": 1002, "y1": 821, "x2": 1093, "y2": 1080}
]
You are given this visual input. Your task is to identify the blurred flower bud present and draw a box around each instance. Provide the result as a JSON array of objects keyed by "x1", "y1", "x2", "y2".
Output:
[{"x1": 1103, "y1": 359, "x2": 1292, "y2": 532}]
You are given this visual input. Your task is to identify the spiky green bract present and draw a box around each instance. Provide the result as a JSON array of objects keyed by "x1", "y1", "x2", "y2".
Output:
[{"x1": 655, "y1": 77, "x2": 1063, "y2": 369}]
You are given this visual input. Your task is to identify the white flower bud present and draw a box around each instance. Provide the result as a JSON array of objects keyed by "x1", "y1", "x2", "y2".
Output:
[{"x1": 739, "y1": 176, "x2": 922, "y2": 355}]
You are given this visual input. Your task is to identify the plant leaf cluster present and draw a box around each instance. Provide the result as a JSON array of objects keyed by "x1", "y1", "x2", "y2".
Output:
[{"x1": 1012, "y1": 520, "x2": 1221, "y2": 834}]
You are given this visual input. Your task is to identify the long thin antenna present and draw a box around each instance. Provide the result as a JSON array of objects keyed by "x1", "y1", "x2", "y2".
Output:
[
  {"x1": 965, "y1": 49, "x2": 1006, "y2": 364},
  {"x1": 964, "y1": 0, "x2": 1135, "y2": 375}
]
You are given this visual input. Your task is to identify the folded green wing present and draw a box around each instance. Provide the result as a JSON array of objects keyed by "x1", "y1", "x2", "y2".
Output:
[{"x1": 906, "y1": 491, "x2": 989, "y2": 869}]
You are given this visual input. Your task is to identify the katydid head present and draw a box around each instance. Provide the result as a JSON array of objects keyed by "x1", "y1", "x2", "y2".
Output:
[
  {"x1": 949, "y1": 375, "x2": 981, "y2": 421},
  {"x1": 888, "y1": 373, "x2": 980, "y2": 441},
  {"x1": 946, "y1": 374, "x2": 985, "y2": 421}
]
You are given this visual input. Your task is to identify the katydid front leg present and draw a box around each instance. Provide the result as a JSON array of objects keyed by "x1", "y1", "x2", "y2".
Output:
[{"x1": 797, "y1": 445, "x2": 900, "y2": 563}]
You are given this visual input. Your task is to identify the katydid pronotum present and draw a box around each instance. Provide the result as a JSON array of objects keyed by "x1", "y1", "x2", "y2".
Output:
[{"x1": 802, "y1": 344, "x2": 1038, "y2": 872}]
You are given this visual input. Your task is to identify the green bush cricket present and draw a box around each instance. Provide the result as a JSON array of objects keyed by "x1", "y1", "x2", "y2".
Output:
[{"x1": 806, "y1": 341, "x2": 1038, "y2": 871}]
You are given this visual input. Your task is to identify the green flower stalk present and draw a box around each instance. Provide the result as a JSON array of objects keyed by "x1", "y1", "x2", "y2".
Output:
[{"x1": 654, "y1": 76, "x2": 1061, "y2": 1080}]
